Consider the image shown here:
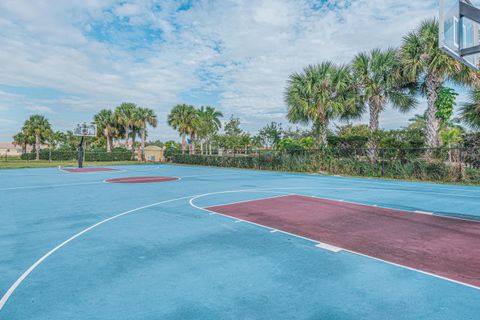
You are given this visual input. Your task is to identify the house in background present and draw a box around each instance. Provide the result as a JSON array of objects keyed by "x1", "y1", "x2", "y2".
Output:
[
  {"x1": 0, "y1": 142, "x2": 48, "y2": 157},
  {"x1": 0, "y1": 142, "x2": 23, "y2": 157},
  {"x1": 143, "y1": 145, "x2": 164, "y2": 162}
]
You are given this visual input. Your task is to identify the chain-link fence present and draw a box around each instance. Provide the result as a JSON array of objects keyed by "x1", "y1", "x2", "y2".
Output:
[{"x1": 171, "y1": 147, "x2": 480, "y2": 184}]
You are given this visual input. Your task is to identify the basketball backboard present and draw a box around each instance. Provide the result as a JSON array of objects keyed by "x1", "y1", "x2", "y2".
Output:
[
  {"x1": 74, "y1": 123, "x2": 97, "y2": 137},
  {"x1": 440, "y1": 0, "x2": 480, "y2": 70}
]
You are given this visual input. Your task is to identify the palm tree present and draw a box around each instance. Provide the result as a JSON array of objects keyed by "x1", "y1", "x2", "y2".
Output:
[
  {"x1": 136, "y1": 107, "x2": 158, "y2": 161},
  {"x1": 94, "y1": 109, "x2": 117, "y2": 152},
  {"x1": 285, "y1": 62, "x2": 358, "y2": 147},
  {"x1": 352, "y1": 48, "x2": 417, "y2": 162},
  {"x1": 167, "y1": 104, "x2": 198, "y2": 153},
  {"x1": 197, "y1": 106, "x2": 223, "y2": 154},
  {"x1": 114, "y1": 102, "x2": 137, "y2": 149},
  {"x1": 46, "y1": 131, "x2": 65, "y2": 161},
  {"x1": 401, "y1": 19, "x2": 479, "y2": 150},
  {"x1": 22, "y1": 115, "x2": 52, "y2": 160},
  {"x1": 461, "y1": 89, "x2": 480, "y2": 130},
  {"x1": 130, "y1": 112, "x2": 142, "y2": 159},
  {"x1": 12, "y1": 132, "x2": 31, "y2": 154}
]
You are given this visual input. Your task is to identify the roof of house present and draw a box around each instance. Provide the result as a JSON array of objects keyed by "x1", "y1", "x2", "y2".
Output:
[
  {"x1": 0, "y1": 142, "x2": 16, "y2": 149},
  {"x1": 0, "y1": 142, "x2": 48, "y2": 150},
  {"x1": 144, "y1": 145, "x2": 163, "y2": 151}
]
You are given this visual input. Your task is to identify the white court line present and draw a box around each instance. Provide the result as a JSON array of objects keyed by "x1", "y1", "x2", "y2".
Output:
[
  {"x1": 1, "y1": 186, "x2": 478, "y2": 310},
  {"x1": 58, "y1": 167, "x2": 126, "y2": 174},
  {"x1": 415, "y1": 210, "x2": 434, "y2": 215},
  {"x1": 0, "y1": 181, "x2": 104, "y2": 191},
  {"x1": 211, "y1": 186, "x2": 479, "y2": 223},
  {"x1": 315, "y1": 243, "x2": 343, "y2": 253},
  {"x1": 0, "y1": 195, "x2": 192, "y2": 311},
  {"x1": 0, "y1": 172, "x2": 236, "y2": 191},
  {"x1": 205, "y1": 194, "x2": 291, "y2": 209},
  {"x1": 165, "y1": 163, "x2": 480, "y2": 195},
  {"x1": 297, "y1": 193, "x2": 480, "y2": 224},
  {"x1": 0, "y1": 187, "x2": 291, "y2": 310},
  {"x1": 102, "y1": 177, "x2": 182, "y2": 184},
  {"x1": 180, "y1": 172, "x2": 244, "y2": 178},
  {"x1": 189, "y1": 193, "x2": 480, "y2": 291}
]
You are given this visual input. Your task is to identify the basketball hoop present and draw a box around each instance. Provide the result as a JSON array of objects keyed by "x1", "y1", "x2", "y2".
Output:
[
  {"x1": 440, "y1": 0, "x2": 480, "y2": 70},
  {"x1": 74, "y1": 123, "x2": 97, "y2": 137},
  {"x1": 73, "y1": 123, "x2": 96, "y2": 168}
]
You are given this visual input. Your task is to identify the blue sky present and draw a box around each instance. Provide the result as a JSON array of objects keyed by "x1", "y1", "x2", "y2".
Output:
[{"x1": 0, "y1": 0, "x2": 450, "y2": 142}]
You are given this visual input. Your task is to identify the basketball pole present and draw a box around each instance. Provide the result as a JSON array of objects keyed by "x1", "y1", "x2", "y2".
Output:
[{"x1": 78, "y1": 136, "x2": 85, "y2": 168}]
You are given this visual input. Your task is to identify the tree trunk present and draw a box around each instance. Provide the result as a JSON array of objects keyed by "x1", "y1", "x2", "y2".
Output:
[
  {"x1": 105, "y1": 128, "x2": 112, "y2": 153},
  {"x1": 317, "y1": 122, "x2": 328, "y2": 147},
  {"x1": 317, "y1": 106, "x2": 328, "y2": 147},
  {"x1": 190, "y1": 134, "x2": 195, "y2": 155},
  {"x1": 209, "y1": 142, "x2": 212, "y2": 155},
  {"x1": 131, "y1": 131, "x2": 136, "y2": 160},
  {"x1": 35, "y1": 134, "x2": 40, "y2": 160},
  {"x1": 200, "y1": 142, "x2": 203, "y2": 155},
  {"x1": 425, "y1": 75, "x2": 442, "y2": 152},
  {"x1": 141, "y1": 126, "x2": 146, "y2": 162},
  {"x1": 367, "y1": 103, "x2": 380, "y2": 163},
  {"x1": 181, "y1": 133, "x2": 186, "y2": 154},
  {"x1": 124, "y1": 126, "x2": 130, "y2": 151}
]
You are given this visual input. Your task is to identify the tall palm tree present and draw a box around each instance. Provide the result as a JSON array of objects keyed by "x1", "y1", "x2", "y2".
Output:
[
  {"x1": 136, "y1": 107, "x2": 158, "y2": 161},
  {"x1": 22, "y1": 115, "x2": 52, "y2": 160},
  {"x1": 285, "y1": 62, "x2": 358, "y2": 147},
  {"x1": 94, "y1": 109, "x2": 117, "y2": 152},
  {"x1": 167, "y1": 104, "x2": 198, "y2": 153},
  {"x1": 401, "y1": 19, "x2": 479, "y2": 150},
  {"x1": 114, "y1": 102, "x2": 137, "y2": 149},
  {"x1": 352, "y1": 48, "x2": 417, "y2": 162},
  {"x1": 461, "y1": 89, "x2": 480, "y2": 130},
  {"x1": 197, "y1": 106, "x2": 223, "y2": 154}
]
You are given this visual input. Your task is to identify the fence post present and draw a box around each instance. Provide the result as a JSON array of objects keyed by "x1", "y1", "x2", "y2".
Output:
[
  {"x1": 381, "y1": 148, "x2": 385, "y2": 177},
  {"x1": 256, "y1": 149, "x2": 259, "y2": 170},
  {"x1": 459, "y1": 148, "x2": 464, "y2": 179}
]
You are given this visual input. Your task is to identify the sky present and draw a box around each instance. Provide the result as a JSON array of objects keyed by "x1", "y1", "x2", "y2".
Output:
[{"x1": 0, "y1": 0, "x2": 458, "y2": 142}]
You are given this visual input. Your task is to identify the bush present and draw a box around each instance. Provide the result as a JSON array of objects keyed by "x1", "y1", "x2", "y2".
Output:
[
  {"x1": 20, "y1": 149, "x2": 132, "y2": 161},
  {"x1": 171, "y1": 148, "x2": 480, "y2": 184}
]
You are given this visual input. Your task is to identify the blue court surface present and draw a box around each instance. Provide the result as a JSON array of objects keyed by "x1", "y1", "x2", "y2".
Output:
[{"x1": 1, "y1": 164, "x2": 479, "y2": 319}]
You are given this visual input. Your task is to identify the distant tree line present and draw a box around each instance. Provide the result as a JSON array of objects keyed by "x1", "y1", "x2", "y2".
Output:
[{"x1": 13, "y1": 103, "x2": 158, "y2": 161}]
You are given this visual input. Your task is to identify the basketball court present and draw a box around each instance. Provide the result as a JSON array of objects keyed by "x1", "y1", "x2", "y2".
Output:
[
  {"x1": 0, "y1": 164, "x2": 479, "y2": 319},
  {"x1": 1, "y1": 1, "x2": 480, "y2": 319}
]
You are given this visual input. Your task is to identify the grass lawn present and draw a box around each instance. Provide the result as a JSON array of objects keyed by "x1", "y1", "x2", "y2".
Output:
[{"x1": 0, "y1": 159, "x2": 148, "y2": 169}]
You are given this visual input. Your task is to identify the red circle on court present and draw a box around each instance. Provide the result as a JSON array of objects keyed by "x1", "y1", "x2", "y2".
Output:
[
  {"x1": 63, "y1": 168, "x2": 119, "y2": 173},
  {"x1": 105, "y1": 176, "x2": 179, "y2": 184}
]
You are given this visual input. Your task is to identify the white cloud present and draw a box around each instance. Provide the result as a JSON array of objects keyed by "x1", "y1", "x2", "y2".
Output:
[
  {"x1": 0, "y1": 0, "x2": 442, "y2": 142},
  {"x1": 114, "y1": 3, "x2": 142, "y2": 17},
  {"x1": 26, "y1": 105, "x2": 55, "y2": 114}
]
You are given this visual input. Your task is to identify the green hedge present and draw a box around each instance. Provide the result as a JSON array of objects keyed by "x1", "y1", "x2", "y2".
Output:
[
  {"x1": 20, "y1": 150, "x2": 132, "y2": 161},
  {"x1": 172, "y1": 152, "x2": 480, "y2": 184}
]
